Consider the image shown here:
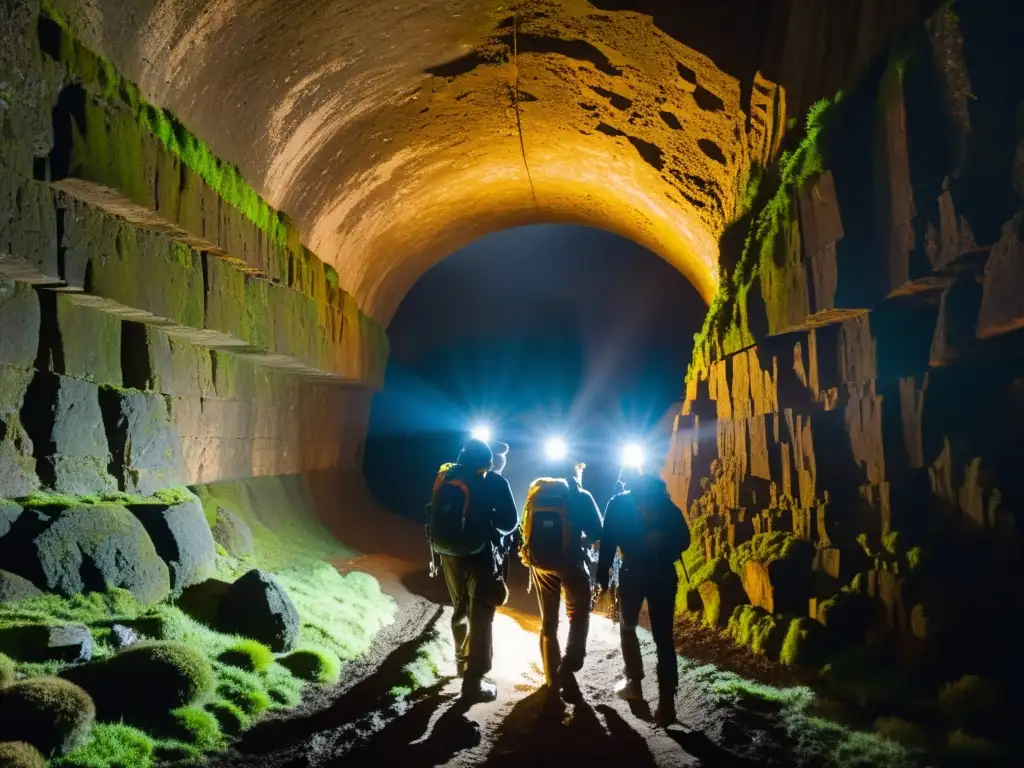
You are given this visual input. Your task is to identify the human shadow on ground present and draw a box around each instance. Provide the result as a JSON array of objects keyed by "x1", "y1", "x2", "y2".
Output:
[
  {"x1": 325, "y1": 687, "x2": 481, "y2": 766},
  {"x1": 663, "y1": 724, "x2": 766, "y2": 768},
  {"x1": 484, "y1": 688, "x2": 659, "y2": 767}
]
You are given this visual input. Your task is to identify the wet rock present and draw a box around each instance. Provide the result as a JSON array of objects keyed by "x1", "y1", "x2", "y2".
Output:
[
  {"x1": 5, "y1": 504, "x2": 170, "y2": 604},
  {"x1": 697, "y1": 571, "x2": 748, "y2": 629},
  {"x1": 0, "y1": 623, "x2": 92, "y2": 663},
  {"x1": 127, "y1": 491, "x2": 215, "y2": 593},
  {"x1": 110, "y1": 624, "x2": 141, "y2": 649},
  {"x1": 212, "y1": 506, "x2": 254, "y2": 558},
  {"x1": 0, "y1": 502, "x2": 23, "y2": 540},
  {"x1": 216, "y1": 569, "x2": 299, "y2": 652}
]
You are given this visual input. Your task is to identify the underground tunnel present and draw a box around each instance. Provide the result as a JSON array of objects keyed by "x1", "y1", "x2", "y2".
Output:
[{"x1": 2, "y1": 0, "x2": 1024, "y2": 765}]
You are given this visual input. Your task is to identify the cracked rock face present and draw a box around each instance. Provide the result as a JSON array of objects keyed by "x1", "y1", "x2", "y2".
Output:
[{"x1": 60, "y1": 0, "x2": 784, "y2": 321}]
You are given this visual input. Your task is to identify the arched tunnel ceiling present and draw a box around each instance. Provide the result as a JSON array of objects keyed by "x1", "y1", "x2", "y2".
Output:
[{"x1": 62, "y1": 0, "x2": 781, "y2": 322}]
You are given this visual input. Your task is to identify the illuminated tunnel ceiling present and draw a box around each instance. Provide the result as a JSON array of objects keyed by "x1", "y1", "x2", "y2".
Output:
[{"x1": 63, "y1": 0, "x2": 791, "y2": 322}]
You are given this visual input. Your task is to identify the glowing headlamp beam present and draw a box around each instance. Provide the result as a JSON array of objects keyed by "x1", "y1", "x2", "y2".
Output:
[
  {"x1": 621, "y1": 442, "x2": 644, "y2": 469},
  {"x1": 470, "y1": 424, "x2": 492, "y2": 443},
  {"x1": 544, "y1": 438, "x2": 568, "y2": 461}
]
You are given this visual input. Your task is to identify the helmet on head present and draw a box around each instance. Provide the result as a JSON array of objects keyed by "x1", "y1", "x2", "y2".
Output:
[{"x1": 458, "y1": 438, "x2": 493, "y2": 472}]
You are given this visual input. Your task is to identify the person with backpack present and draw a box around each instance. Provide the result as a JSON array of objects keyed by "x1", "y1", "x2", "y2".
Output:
[
  {"x1": 428, "y1": 438, "x2": 518, "y2": 702},
  {"x1": 596, "y1": 464, "x2": 690, "y2": 726},
  {"x1": 520, "y1": 458, "x2": 602, "y2": 698}
]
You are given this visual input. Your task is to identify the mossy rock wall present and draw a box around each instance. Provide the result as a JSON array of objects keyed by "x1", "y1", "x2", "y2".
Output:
[
  {"x1": 0, "y1": 2, "x2": 386, "y2": 499},
  {"x1": 669, "y1": 0, "x2": 1024, "y2": 675}
]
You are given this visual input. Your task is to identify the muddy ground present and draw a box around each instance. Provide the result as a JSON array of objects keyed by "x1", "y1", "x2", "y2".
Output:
[{"x1": 204, "y1": 508, "x2": 836, "y2": 767}]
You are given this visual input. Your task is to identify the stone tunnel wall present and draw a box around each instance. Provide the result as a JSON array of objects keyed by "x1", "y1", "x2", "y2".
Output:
[
  {"x1": 665, "y1": 0, "x2": 1024, "y2": 672},
  {"x1": 1, "y1": 2, "x2": 387, "y2": 504}
]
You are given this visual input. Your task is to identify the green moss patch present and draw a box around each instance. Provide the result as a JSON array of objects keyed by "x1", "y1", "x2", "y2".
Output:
[
  {"x1": 688, "y1": 93, "x2": 841, "y2": 379},
  {"x1": 217, "y1": 639, "x2": 274, "y2": 674},
  {"x1": 729, "y1": 531, "x2": 803, "y2": 573},
  {"x1": 0, "y1": 741, "x2": 46, "y2": 768},
  {"x1": 279, "y1": 647, "x2": 342, "y2": 684},
  {"x1": 203, "y1": 700, "x2": 249, "y2": 736},
  {"x1": 0, "y1": 677, "x2": 95, "y2": 757},
  {"x1": 0, "y1": 651, "x2": 14, "y2": 686},
  {"x1": 726, "y1": 605, "x2": 784, "y2": 657}
]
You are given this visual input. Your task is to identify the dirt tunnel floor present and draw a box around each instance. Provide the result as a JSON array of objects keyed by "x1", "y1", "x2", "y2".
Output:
[{"x1": 205, "y1": 505, "x2": 812, "y2": 767}]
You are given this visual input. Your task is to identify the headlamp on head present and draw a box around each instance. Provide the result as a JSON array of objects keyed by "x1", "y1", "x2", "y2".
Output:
[
  {"x1": 470, "y1": 424, "x2": 492, "y2": 443},
  {"x1": 621, "y1": 442, "x2": 644, "y2": 470},
  {"x1": 544, "y1": 437, "x2": 568, "y2": 461}
]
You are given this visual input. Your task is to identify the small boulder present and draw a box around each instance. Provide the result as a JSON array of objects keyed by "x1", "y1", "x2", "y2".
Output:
[
  {"x1": 698, "y1": 571, "x2": 748, "y2": 629},
  {"x1": 0, "y1": 570, "x2": 42, "y2": 604},
  {"x1": 127, "y1": 491, "x2": 216, "y2": 593},
  {"x1": 0, "y1": 741, "x2": 45, "y2": 768},
  {"x1": 110, "y1": 623, "x2": 141, "y2": 650},
  {"x1": 61, "y1": 641, "x2": 213, "y2": 720},
  {"x1": 212, "y1": 506, "x2": 254, "y2": 558},
  {"x1": 216, "y1": 569, "x2": 299, "y2": 652},
  {"x1": 24, "y1": 504, "x2": 170, "y2": 604},
  {"x1": 0, "y1": 677, "x2": 95, "y2": 757},
  {"x1": 0, "y1": 502, "x2": 23, "y2": 539},
  {"x1": 0, "y1": 624, "x2": 93, "y2": 664},
  {"x1": 177, "y1": 578, "x2": 232, "y2": 627}
]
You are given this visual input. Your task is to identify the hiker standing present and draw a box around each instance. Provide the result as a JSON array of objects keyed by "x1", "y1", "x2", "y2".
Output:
[{"x1": 427, "y1": 438, "x2": 518, "y2": 702}]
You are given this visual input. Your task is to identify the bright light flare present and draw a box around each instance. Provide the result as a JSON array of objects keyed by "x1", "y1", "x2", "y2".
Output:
[
  {"x1": 621, "y1": 442, "x2": 645, "y2": 469},
  {"x1": 470, "y1": 424, "x2": 492, "y2": 443},
  {"x1": 544, "y1": 437, "x2": 568, "y2": 461}
]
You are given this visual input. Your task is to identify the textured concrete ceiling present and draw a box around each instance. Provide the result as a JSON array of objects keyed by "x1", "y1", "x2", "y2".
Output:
[{"x1": 60, "y1": 0, "x2": 782, "y2": 322}]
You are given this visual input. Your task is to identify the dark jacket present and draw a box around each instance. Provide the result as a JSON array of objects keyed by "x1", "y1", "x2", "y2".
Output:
[
  {"x1": 597, "y1": 474, "x2": 688, "y2": 585},
  {"x1": 429, "y1": 463, "x2": 519, "y2": 553}
]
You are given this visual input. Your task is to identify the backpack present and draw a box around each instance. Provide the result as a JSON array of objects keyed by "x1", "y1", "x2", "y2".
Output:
[
  {"x1": 427, "y1": 466, "x2": 489, "y2": 557},
  {"x1": 520, "y1": 478, "x2": 573, "y2": 569},
  {"x1": 631, "y1": 486, "x2": 690, "y2": 563}
]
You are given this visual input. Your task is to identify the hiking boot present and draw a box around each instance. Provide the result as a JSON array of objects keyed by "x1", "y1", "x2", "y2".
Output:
[
  {"x1": 654, "y1": 696, "x2": 677, "y2": 727},
  {"x1": 461, "y1": 676, "x2": 498, "y2": 703},
  {"x1": 614, "y1": 677, "x2": 643, "y2": 701}
]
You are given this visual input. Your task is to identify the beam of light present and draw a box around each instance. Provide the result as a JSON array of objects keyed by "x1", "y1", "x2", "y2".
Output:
[
  {"x1": 621, "y1": 442, "x2": 644, "y2": 469},
  {"x1": 470, "y1": 424, "x2": 492, "y2": 443},
  {"x1": 544, "y1": 437, "x2": 567, "y2": 461}
]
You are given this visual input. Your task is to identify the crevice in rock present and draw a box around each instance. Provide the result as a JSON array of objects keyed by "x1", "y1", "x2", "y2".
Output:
[
  {"x1": 33, "y1": 288, "x2": 65, "y2": 375},
  {"x1": 698, "y1": 138, "x2": 728, "y2": 165},
  {"x1": 97, "y1": 387, "x2": 127, "y2": 491},
  {"x1": 590, "y1": 85, "x2": 632, "y2": 110},
  {"x1": 659, "y1": 111, "x2": 682, "y2": 130},
  {"x1": 121, "y1": 320, "x2": 153, "y2": 390},
  {"x1": 596, "y1": 122, "x2": 664, "y2": 171},
  {"x1": 694, "y1": 85, "x2": 726, "y2": 113},
  {"x1": 510, "y1": 4, "x2": 540, "y2": 211}
]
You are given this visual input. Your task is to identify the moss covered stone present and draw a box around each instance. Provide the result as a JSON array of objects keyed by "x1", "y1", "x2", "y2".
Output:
[
  {"x1": 697, "y1": 570, "x2": 748, "y2": 628},
  {"x1": 0, "y1": 741, "x2": 45, "y2": 768},
  {"x1": 779, "y1": 616, "x2": 823, "y2": 665},
  {"x1": 17, "y1": 504, "x2": 171, "y2": 604},
  {"x1": 211, "y1": 505, "x2": 254, "y2": 558},
  {"x1": 0, "y1": 569, "x2": 42, "y2": 604},
  {"x1": 98, "y1": 388, "x2": 183, "y2": 495},
  {"x1": 62, "y1": 641, "x2": 213, "y2": 721},
  {"x1": 216, "y1": 569, "x2": 299, "y2": 652},
  {"x1": 727, "y1": 605, "x2": 786, "y2": 658},
  {"x1": 126, "y1": 491, "x2": 215, "y2": 594},
  {"x1": 0, "y1": 677, "x2": 95, "y2": 756},
  {"x1": 0, "y1": 622, "x2": 93, "y2": 664},
  {"x1": 279, "y1": 647, "x2": 342, "y2": 684}
]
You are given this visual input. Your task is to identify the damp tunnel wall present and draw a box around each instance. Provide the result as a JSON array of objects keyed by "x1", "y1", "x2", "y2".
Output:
[{"x1": 1, "y1": 0, "x2": 940, "y2": 592}]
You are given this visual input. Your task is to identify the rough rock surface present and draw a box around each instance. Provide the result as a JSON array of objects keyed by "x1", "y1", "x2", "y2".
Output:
[
  {"x1": 212, "y1": 505, "x2": 255, "y2": 558},
  {"x1": 11, "y1": 504, "x2": 170, "y2": 604},
  {"x1": 216, "y1": 569, "x2": 300, "y2": 652},
  {"x1": 0, "y1": 570, "x2": 42, "y2": 604},
  {"x1": 0, "y1": 624, "x2": 93, "y2": 664},
  {"x1": 109, "y1": 623, "x2": 141, "y2": 649},
  {"x1": 128, "y1": 492, "x2": 216, "y2": 593}
]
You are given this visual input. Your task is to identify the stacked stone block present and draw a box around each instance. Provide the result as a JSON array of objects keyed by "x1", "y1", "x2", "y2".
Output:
[{"x1": 667, "y1": 1, "x2": 1024, "y2": 664}]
